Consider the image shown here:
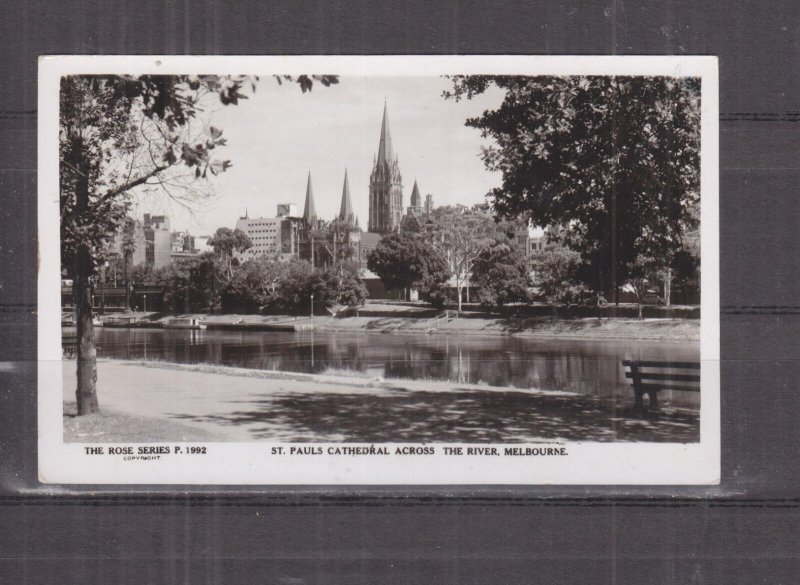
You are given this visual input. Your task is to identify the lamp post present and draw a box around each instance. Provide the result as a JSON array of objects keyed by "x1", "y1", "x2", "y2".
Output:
[
  {"x1": 100, "y1": 260, "x2": 108, "y2": 315},
  {"x1": 310, "y1": 294, "x2": 314, "y2": 319},
  {"x1": 611, "y1": 187, "x2": 618, "y2": 306},
  {"x1": 143, "y1": 294, "x2": 147, "y2": 313}
]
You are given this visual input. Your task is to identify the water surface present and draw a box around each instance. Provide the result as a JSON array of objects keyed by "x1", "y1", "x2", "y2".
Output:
[{"x1": 94, "y1": 328, "x2": 700, "y2": 408}]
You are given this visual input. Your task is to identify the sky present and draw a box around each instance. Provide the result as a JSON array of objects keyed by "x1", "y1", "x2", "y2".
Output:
[{"x1": 131, "y1": 76, "x2": 506, "y2": 236}]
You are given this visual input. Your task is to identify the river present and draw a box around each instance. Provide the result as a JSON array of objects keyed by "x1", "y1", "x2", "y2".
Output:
[{"x1": 93, "y1": 328, "x2": 700, "y2": 408}]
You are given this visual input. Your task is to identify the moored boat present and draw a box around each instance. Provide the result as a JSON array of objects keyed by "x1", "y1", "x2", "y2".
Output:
[{"x1": 164, "y1": 317, "x2": 207, "y2": 330}]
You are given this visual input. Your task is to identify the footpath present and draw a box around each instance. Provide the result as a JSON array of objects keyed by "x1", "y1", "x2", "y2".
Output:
[{"x1": 63, "y1": 360, "x2": 700, "y2": 444}]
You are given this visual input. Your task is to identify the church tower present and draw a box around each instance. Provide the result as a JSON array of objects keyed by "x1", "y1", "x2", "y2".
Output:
[
  {"x1": 368, "y1": 103, "x2": 403, "y2": 234},
  {"x1": 302, "y1": 171, "x2": 317, "y2": 228},
  {"x1": 300, "y1": 171, "x2": 322, "y2": 267},
  {"x1": 339, "y1": 169, "x2": 357, "y2": 228},
  {"x1": 409, "y1": 179, "x2": 422, "y2": 215}
]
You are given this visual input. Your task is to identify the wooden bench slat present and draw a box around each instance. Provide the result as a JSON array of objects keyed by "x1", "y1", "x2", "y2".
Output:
[
  {"x1": 624, "y1": 372, "x2": 700, "y2": 382},
  {"x1": 622, "y1": 360, "x2": 700, "y2": 369},
  {"x1": 622, "y1": 359, "x2": 702, "y2": 409},
  {"x1": 636, "y1": 382, "x2": 700, "y2": 393}
]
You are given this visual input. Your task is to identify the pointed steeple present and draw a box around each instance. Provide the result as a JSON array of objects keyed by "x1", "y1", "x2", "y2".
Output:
[
  {"x1": 410, "y1": 179, "x2": 421, "y2": 208},
  {"x1": 376, "y1": 102, "x2": 394, "y2": 164},
  {"x1": 369, "y1": 101, "x2": 403, "y2": 235},
  {"x1": 339, "y1": 169, "x2": 355, "y2": 226},
  {"x1": 303, "y1": 171, "x2": 317, "y2": 225}
]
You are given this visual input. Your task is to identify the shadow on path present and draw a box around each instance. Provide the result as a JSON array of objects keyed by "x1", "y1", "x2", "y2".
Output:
[{"x1": 169, "y1": 389, "x2": 699, "y2": 443}]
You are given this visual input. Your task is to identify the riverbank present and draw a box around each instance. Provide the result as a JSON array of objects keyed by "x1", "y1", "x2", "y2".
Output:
[
  {"x1": 63, "y1": 360, "x2": 699, "y2": 443},
  {"x1": 101, "y1": 302, "x2": 699, "y2": 341},
  {"x1": 318, "y1": 314, "x2": 699, "y2": 341}
]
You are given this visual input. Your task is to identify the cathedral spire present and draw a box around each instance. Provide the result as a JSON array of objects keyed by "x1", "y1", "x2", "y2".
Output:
[
  {"x1": 303, "y1": 171, "x2": 317, "y2": 225},
  {"x1": 410, "y1": 179, "x2": 421, "y2": 208},
  {"x1": 369, "y1": 101, "x2": 403, "y2": 234},
  {"x1": 376, "y1": 102, "x2": 394, "y2": 164},
  {"x1": 339, "y1": 169, "x2": 355, "y2": 226}
]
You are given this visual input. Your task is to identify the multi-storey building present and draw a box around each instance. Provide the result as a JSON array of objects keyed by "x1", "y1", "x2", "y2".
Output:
[
  {"x1": 141, "y1": 214, "x2": 172, "y2": 269},
  {"x1": 235, "y1": 205, "x2": 301, "y2": 262},
  {"x1": 171, "y1": 230, "x2": 195, "y2": 253},
  {"x1": 111, "y1": 214, "x2": 171, "y2": 270}
]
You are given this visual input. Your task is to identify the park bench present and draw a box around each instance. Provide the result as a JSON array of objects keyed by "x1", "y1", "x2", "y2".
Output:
[
  {"x1": 62, "y1": 337, "x2": 100, "y2": 359},
  {"x1": 622, "y1": 360, "x2": 701, "y2": 410}
]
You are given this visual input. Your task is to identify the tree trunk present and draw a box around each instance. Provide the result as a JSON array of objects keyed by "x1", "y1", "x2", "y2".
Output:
[
  {"x1": 637, "y1": 301, "x2": 643, "y2": 320},
  {"x1": 74, "y1": 254, "x2": 99, "y2": 414},
  {"x1": 457, "y1": 283, "x2": 463, "y2": 312},
  {"x1": 72, "y1": 144, "x2": 99, "y2": 414},
  {"x1": 663, "y1": 268, "x2": 672, "y2": 306}
]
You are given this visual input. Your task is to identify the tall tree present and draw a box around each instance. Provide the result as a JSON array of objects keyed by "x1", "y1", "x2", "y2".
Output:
[
  {"x1": 208, "y1": 227, "x2": 253, "y2": 279},
  {"x1": 471, "y1": 237, "x2": 530, "y2": 307},
  {"x1": 60, "y1": 74, "x2": 337, "y2": 414},
  {"x1": 154, "y1": 252, "x2": 220, "y2": 314},
  {"x1": 311, "y1": 262, "x2": 368, "y2": 314},
  {"x1": 445, "y1": 75, "x2": 701, "y2": 301},
  {"x1": 271, "y1": 258, "x2": 316, "y2": 313},
  {"x1": 624, "y1": 255, "x2": 663, "y2": 319},
  {"x1": 421, "y1": 206, "x2": 497, "y2": 311},
  {"x1": 367, "y1": 231, "x2": 450, "y2": 304},
  {"x1": 530, "y1": 245, "x2": 586, "y2": 304}
]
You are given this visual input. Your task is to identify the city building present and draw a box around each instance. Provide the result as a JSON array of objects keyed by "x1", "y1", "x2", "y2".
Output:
[
  {"x1": 424, "y1": 193, "x2": 434, "y2": 215},
  {"x1": 171, "y1": 230, "x2": 196, "y2": 253},
  {"x1": 142, "y1": 214, "x2": 172, "y2": 269},
  {"x1": 368, "y1": 103, "x2": 404, "y2": 234},
  {"x1": 169, "y1": 230, "x2": 199, "y2": 264},
  {"x1": 108, "y1": 214, "x2": 172, "y2": 270},
  {"x1": 235, "y1": 205, "x2": 301, "y2": 262}
]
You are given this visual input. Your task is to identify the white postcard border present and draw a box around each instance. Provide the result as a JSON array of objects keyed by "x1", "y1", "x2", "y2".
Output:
[{"x1": 38, "y1": 55, "x2": 720, "y2": 485}]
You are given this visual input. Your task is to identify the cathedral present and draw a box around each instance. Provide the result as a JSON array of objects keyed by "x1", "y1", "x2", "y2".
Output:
[
  {"x1": 298, "y1": 102, "x2": 434, "y2": 268},
  {"x1": 368, "y1": 103, "x2": 404, "y2": 234}
]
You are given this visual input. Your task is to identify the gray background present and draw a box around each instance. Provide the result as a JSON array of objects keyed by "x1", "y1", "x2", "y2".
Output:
[{"x1": 1, "y1": 1, "x2": 798, "y2": 583}]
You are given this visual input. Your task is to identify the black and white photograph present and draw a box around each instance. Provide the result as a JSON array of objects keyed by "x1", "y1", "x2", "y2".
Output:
[{"x1": 38, "y1": 56, "x2": 719, "y2": 484}]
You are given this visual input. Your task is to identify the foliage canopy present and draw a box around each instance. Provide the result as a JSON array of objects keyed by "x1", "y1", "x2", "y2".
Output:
[
  {"x1": 445, "y1": 75, "x2": 701, "y2": 293},
  {"x1": 367, "y1": 231, "x2": 450, "y2": 306}
]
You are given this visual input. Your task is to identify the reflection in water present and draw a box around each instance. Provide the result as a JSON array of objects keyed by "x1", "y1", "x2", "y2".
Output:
[{"x1": 95, "y1": 328, "x2": 700, "y2": 408}]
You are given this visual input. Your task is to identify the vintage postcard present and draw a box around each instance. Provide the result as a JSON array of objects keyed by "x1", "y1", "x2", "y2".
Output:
[{"x1": 38, "y1": 55, "x2": 719, "y2": 484}]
